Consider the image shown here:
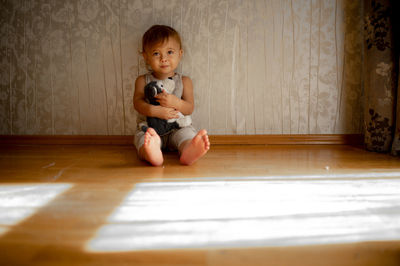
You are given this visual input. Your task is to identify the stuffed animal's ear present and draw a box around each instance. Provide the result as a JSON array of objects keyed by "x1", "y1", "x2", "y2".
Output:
[
  {"x1": 144, "y1": 81, "x2": 159, "y2": 99},
  {"x1": 155, "y1": 81, "x2": 164, "y2": 94}
]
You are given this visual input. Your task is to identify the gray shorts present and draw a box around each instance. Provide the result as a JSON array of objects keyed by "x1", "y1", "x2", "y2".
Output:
[{"x1": 134, "y1": 125, "x2": 197, "y2": 152}]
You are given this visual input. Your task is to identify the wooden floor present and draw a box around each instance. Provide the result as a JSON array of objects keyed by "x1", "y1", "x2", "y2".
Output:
[{"x1": 0, "y1": 143, "x2": 400, "y2": 265}]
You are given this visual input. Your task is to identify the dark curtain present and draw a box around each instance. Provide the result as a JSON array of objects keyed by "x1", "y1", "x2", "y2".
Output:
[{"x1": 363, "y1": 0, "x2": 400, "y2": 154}]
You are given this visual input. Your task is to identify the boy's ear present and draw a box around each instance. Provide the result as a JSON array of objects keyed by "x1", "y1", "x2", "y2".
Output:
[
  {"x1": 142, "y1": 52, "x2": 148, "y2": 62},
  {"x1": 179, "y1": 49, "x2": 183, "y2": 58}
]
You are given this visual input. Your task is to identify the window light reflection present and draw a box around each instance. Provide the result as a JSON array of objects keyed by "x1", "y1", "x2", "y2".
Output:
[
  {"x1": 0, "y1": 184, "x2": 72, "y2": 236},
  {"x1": 87, "y1": 179, "x2": 400, "y2": 251}
]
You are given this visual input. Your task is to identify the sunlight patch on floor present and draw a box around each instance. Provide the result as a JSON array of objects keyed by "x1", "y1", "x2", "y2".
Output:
[
  {"x1": 147, "y1": 171, "x2": 400, "y2": 182},
  {"x1": 0, "y1": 183, "x2": 72, "y2": 236},
  {"x1": 87, "y1": 179, "x2": 400, "y2": 251}
]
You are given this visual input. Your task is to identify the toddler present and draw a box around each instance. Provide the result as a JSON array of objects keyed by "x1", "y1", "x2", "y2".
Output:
[{"x1": 133, "y1": 25, "x2": 210, "y2": 166}]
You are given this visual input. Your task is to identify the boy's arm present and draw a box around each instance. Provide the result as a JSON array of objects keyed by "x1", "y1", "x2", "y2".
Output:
[
  {"x1": 154, "y1": 76, "x2": 194, "y2": 115},
  {"x1": 133, "y1": 75, "x2": 179, "y2": 120}
]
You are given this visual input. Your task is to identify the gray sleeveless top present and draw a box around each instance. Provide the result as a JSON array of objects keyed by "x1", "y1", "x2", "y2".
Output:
[{"x1": 136, "y1": 73, "x2": 186, "y2": 129}]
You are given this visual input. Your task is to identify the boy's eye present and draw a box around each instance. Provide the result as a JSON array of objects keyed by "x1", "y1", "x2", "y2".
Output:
[
  {"x1": 168, "y1": 50, "x2": 174, "y2": 55},
  {"x1": 153, "y1": 52, "x2": 159, "y2": 56}
]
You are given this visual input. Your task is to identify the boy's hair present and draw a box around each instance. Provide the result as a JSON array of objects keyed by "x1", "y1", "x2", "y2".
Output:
[{"x1": 142, "y1": 25, "x2": 182, "y2": 52}]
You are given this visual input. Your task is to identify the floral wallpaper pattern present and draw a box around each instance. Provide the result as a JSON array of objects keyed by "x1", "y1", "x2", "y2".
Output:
[
  {"x1": 0, "y1": 0, "x2": 364, "y2": 135},
  {"x1": 363, "y1": 0, "x2": 397, "y2": 152}
]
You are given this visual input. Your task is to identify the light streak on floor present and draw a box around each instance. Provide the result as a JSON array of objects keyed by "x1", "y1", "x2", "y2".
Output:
[
  {"x1": 87, "y1": 179, "x2": 400, "y2": 251},
  {"x1": 0, "y1": 183, "x2": 72, "y2": 236}
]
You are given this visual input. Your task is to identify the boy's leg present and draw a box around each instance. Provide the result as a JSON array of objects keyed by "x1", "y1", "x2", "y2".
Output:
[
  {"x1": 135, "y1": 128, "x2": 163, "y2": 166},
  {"x1": 179, "y1": 129, "x2": 210, "y2": 165},
  {"x1": 170, "y1": 127, "x2": 210, "y2": 165}
]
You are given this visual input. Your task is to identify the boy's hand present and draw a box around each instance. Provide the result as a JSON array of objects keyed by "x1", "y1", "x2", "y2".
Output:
[
  {"x1": 155, "y1": 90, "x2": 180, "y2": 109},
  {"x1": 155, "y1": 106, "x2": 179, "y2": 120}
]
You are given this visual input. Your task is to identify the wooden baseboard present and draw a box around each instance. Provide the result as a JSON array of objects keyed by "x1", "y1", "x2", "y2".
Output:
[
  {"x1": 0, "y1": 135, "x2": 134, "y2": 145},
  {"x1": 0, "y1": 134, "x2": 363, "y2": 145},
  {"x1": 210, "y1": 134, "x2": 364, "y2": 145}
]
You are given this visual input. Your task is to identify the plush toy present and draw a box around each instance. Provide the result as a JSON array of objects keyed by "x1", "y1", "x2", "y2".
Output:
[{"x1": 140, "y1": 79, "x2": 192, "y2": 136}]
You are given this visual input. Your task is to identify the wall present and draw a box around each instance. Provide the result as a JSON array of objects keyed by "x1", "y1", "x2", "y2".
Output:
[{"x1": 0, "y1": 0, "x2": 363, "y2": 135}]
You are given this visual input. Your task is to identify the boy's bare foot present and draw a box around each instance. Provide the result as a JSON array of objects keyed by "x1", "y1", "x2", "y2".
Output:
[
  {"x1": 140, "y1": 128, "x2": 163, "y2": 166},
  {"x1": 180, "y1": 129, "x2": 210, "y2": 165}
]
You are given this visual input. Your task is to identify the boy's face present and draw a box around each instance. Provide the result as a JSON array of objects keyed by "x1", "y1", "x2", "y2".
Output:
[{"x1": 143, "y1": 37, "x2": 183, "y2": 79}]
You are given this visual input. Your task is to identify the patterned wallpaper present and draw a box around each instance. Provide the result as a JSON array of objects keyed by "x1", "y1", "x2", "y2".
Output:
[{"x1": 0, "y1": 0, "x2": 363, "y2": 135}]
